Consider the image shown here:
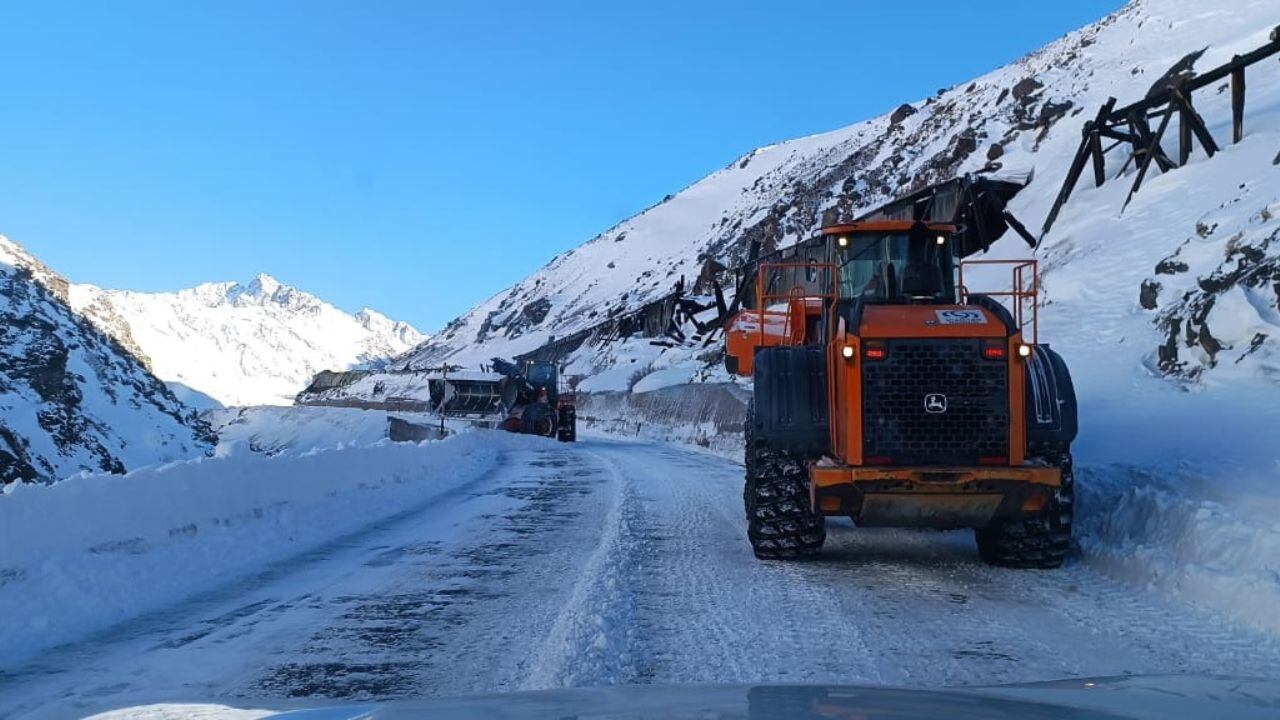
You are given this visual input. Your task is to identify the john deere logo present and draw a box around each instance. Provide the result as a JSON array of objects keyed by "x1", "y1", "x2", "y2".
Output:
[{"x1": 924, "y1": 393, "x2": 948, "y2": 414}]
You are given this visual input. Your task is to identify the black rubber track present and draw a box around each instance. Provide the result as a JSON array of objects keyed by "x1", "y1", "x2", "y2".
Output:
[
  {"x1": 743, "y1": 400, "x2": 825, "y2": 560},
  {"x1": 974, "y1": 453, "x2": 1074, "y2": 569}
]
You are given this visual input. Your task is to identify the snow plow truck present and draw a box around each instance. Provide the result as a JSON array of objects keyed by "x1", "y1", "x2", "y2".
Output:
[
  {"x1": 725, "y1": 220, "x2": 1077, "y2": 568},
  {"x1": 429, "y1": 357, "x2": 577, "y2": 442}
]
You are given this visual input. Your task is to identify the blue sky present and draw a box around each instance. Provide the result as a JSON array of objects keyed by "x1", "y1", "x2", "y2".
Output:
[{"x1": 0, "y1": 1, "x2": 1122, "y2": 332}]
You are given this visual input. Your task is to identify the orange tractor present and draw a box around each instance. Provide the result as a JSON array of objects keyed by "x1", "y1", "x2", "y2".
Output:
[{"x1": 725, "y1": 220, "x2": 1076, "y2": 567}]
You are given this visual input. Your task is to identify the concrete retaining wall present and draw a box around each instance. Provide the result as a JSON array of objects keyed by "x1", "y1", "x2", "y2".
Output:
[{"x1": 576, "y1": 382, "x2": 748, "y2": 459}]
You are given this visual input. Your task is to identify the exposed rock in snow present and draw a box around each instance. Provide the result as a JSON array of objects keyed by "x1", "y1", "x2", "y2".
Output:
[
  {"x1": 0, "y1": 236, "x2": 215, "y2": 484},
  {"x1": 69, "y1": 274, "x2": 427, "y2": 407},
  {"x1": 1151, "y1": 202, "x2": 1280, "y2": 382}
]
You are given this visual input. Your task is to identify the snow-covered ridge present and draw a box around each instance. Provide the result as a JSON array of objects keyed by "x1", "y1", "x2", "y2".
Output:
[
  {"x1": 70, "y1": 273, "x2": 427, "y2": 408},
  {"x1": 0, "y1": 235, "x2": 215, "y2": 484}
]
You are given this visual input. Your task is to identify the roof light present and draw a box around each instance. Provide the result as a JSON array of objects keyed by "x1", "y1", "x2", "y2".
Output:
[
  {"x1": 836, "y1": 235, "x2": 850, "y2": 248},
  {"x1": 841, "y1": 345, "x2": 855, "y2": 359},
  {"x1": 936, "y1": 235, "x2": 946, "y2": 245},
  {"x1": 1018, "y1": 344, "x2": 1033, "y2": 358}
]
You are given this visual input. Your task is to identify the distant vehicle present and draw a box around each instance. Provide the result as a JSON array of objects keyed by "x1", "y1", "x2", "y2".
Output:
[
  {"x1": 725, "y1": 220, "x2": 1077, "y2": 567},
  {"x1": 429, "y1": 357, "x2": 577, "y2": 442}
]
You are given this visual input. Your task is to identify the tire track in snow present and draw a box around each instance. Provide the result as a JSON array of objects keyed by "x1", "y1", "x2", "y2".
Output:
[
  {"x1": 588, "y1": 438, "x2": 1280, "y2": 688},
  {"x1": 520, "y1": 448, "x2": 641, "y2": 689},
  {"x1": 775, "y1": 511, "x2": 1280, "y2": 686},
  {"x1": 250, "y1": 445, "x2": 615, "y2": 700},
  {"x1": 605, "y1": 442, "x2": 887, "y2": 686}
]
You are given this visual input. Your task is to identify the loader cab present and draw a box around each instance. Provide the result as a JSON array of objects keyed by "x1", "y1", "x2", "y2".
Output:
[
  {"x1": 523, "y1": 360, "x2": 557, "y2": 390},
  {"x1": 825, "y1": 221, "x2": 959, "y2": 306},
  {"x1": 515, "y1": 359, "x2": 560, "y2": 407}
]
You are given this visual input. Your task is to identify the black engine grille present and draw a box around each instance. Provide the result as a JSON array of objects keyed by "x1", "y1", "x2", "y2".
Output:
[{"x1": 862, "y1": 339, "x2": 1008, "y2": 465}]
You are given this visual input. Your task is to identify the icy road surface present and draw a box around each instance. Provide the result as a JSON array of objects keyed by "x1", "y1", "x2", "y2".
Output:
[{"x1": 6, "y1": 438, "x2": 1280, "y2": 718}]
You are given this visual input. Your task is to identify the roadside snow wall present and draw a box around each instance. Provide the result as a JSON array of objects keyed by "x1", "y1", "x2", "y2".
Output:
[
  {"x1": 205, "y1": 405, "x2": 448, "y2": 456},
  {"x1": 576, "y1": 383, "x2": 748, "y2": 459},
  {"x1": 0, "y1": 430, "x2": 524, "y2": 670}
]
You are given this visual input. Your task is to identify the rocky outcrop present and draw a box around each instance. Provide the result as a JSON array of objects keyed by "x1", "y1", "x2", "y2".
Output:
[
  {"x1": 889, "y1": 103, "x2": 918, "y2": 125},
  {"x1": 1150, "y1": 216, "x2": 1280, "y2": 381},
  {"x1": 0, "y1": 236, "x2": 215, "y2": 484}
]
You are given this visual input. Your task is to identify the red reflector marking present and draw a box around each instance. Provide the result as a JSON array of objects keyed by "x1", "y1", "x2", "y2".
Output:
[
  {"x1": 864, "y1": 348, "x2": 886, "y2": 360},
  {"x1": 982, "y1": 346, "x2": 1007, "y2": 360},
  {"x1": 979, "y1": 456, "x2": 1008, "y2": 466},
  {"x1": 864, "y1": 456, "x2": 892, "y2": 465}
]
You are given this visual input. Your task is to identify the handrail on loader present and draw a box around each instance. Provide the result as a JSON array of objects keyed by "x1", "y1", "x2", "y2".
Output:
[
  {"x1": 958, "y1": 259, "x2": 1039, "y2": 345},
  {"x1": 754, "y1": 261, "x2": 838, "y2": 349}
]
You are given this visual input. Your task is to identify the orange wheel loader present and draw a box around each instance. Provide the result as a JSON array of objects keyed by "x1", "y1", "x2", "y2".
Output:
[{"x1": 724, "y1": 220, "x2": 1077, "y2": 567}]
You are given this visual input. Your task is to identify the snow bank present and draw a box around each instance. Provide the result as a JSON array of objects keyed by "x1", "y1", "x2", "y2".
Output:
[
  {"x1": 1078, "y1": 461, "x2": 1280, "y2": 637},
  {"x1": 0, "y1": 430, "x2": 530, "y2": 669},
  {"x1": 630, "y1": 367, "x2": 695, "y2": 394},
  {"x1": 206, "y1": 405, "x2": 445, "y2": 456},
  {"x1": 1067, "y1": 384, "x2": 1280, "y2": 637}
]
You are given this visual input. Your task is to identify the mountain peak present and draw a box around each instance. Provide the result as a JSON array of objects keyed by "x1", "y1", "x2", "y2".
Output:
[
  {"x1": 70, "y1": 274, "x2": 428, "y2": 406},
  {"x1": 224, "y1": 273, "x2": 313, "y2": 309},
  {"x1": 246, "y1": 273, "x2": 282, "y2": 296},
  {"x1": 355, "y1": 307, "x2": 389, "y2": 324},
  {"x1": 0, "y1": 234, "x2": 69, "y2": 301},
  {"x1": 357, "y1": 306, "x2": 428, "y2": 346}
]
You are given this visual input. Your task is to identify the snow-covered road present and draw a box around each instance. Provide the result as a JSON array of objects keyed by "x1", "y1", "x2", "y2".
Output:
[{"x1": 6, "y1": 438, "x2": 1280, "y2": 718}]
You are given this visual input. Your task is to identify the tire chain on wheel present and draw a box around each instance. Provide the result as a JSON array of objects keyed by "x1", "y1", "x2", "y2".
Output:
[
  {"x1": 975, "y1": 452, "x2": 1074, "y2": 569},
  {"x1": 743, "y1": 399, "x2": 825, "y2": 560}
]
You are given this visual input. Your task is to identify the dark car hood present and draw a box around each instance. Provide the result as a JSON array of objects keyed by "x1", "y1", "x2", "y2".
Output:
[{"x1": 254, "y1": 675, "x2": 1280, "y2": 720}]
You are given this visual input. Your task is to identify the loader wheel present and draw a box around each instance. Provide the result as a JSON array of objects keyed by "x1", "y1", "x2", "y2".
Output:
[
  {"x1": 556, "y1": 406, "x2": 577, "y2": 443},
  {"x1": 744, "y1": 400, "x2": 825, "y2": 560},
  {"x1": 975, "y1": 453, "x2": 1074, "y2": 569},
  {"x1": 521, "y1": 403, "x2": 558, "y2": 438}
]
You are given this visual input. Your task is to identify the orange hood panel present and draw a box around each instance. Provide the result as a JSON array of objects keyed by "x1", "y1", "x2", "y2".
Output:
[{"x1": 859, "y1": 305, "x2": 1008, "y2": 338}]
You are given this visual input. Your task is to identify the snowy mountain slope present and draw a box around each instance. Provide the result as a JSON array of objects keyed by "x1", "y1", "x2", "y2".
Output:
[
  {"x1": 395, "y1": 0, "x2": 1279, "y2": 391},
  {"x1": 69, "y1": 274, "x2": 426, "y2": 407},
  {"x1": 0, "y1": 236, "x2": 215, "y2": 484}
]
